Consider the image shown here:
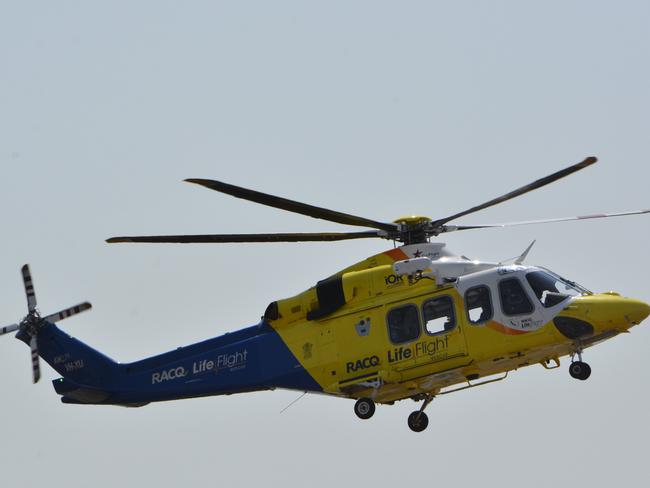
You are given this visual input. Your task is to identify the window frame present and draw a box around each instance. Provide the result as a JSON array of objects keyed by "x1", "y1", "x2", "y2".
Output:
[
  {"x1": 421, "y1": 295, "x2": 457, "y2": 336},
  {"x1": 526, "y1": 270, "x2": 578, "y2": 308},
  {"x1": 498, "y1": 277, "x2": 535, "y2": 317},
  {"x1": 386, "y1": 303, "x2": 422, "y2": 345},
  {"x1": 464, "y1": 285, "x2": 494, "y2": 325}
]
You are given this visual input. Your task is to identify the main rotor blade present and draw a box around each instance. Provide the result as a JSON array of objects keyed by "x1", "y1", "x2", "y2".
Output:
[
  {"x1": 185, "y1": 178, "x2": 399, "y2": 233},
  {"x1": 431, "y1": 156, "x2": 598, "y2": 228},
  {"x1": 0, "y1": 324, "x2": 19, "y2": 336},
  {"x1": 21, "y1": 264, "x2": 37, "y2": 312},
  {"x1": 30, "y1": 335, "x2": 40, "y2": 384},
  {"x1": 442, "y1": 208, "x2": 650, "y2": 233},
  {"x1": 107, "y1": 231, "x2": 385, "y2": 244},
  {"x1": 43, "y1": 302, "x2": 92, "y2": 323}
]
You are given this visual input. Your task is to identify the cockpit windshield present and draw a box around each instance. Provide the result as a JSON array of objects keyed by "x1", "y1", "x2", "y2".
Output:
[{"x1": 526, "y1": 269, "x2": 590, "y2": 308}]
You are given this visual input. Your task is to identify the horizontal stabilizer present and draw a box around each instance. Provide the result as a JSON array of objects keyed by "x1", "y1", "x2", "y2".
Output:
[{"x1": 53, "y1": 378, "x2": 111, "y2": 404}]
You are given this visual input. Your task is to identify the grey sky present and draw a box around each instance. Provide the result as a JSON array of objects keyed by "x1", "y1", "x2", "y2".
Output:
[{"x1": 1, "y1": 2, "x2": 649, "y2": 487}]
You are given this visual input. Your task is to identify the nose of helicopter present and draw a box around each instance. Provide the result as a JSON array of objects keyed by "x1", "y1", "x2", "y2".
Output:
[
  {"x1": 588, "y1": 293, "x2": 650, "y2": 330},
  {"x1": 565, "y1": 294, "x2": 650, "y2": 334},
  {"x1": 622, "y1": 298, "x2": 650, "y2": 326}
]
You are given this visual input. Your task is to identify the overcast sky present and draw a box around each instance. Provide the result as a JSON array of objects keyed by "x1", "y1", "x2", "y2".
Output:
[{"x1": 1, "y1": 2, "x2": 649, "y2": 487}]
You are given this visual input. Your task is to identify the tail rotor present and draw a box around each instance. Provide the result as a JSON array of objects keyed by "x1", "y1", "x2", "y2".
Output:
[{"x1": 1, "y1": 264, "x2": 92, "y2": 383}]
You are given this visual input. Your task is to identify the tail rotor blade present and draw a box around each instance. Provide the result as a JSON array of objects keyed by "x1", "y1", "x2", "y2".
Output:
[
  {"x1": 30, "y1": 335, "x2": 40, "y2": 384},
  {"x1": 21, "y1": 265, "x2": 37, "y2": 312},
  {"x1": 43, "y1": 302, "x2": 92, "y2": 323},
  {"x1": 0, "y1": 324, "x2": 19, "y2": 336}
]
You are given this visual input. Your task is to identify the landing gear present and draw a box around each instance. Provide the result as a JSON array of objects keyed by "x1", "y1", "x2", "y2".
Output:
[
  {"x1": 569, "y1": 348, "x2": 591, "y2": 381},
  {"x1": 408, "y1": 411, "x2": 429, "y2": 432},
  {"x1": 569, "y1": 361, "x2": 591, "y2": 380},
  {"x1": 354, "y1": 397, "x2": 375, "y2": 420},
  {"x1": 407, "y1": 394, "x2": 434, "y2": 433}
]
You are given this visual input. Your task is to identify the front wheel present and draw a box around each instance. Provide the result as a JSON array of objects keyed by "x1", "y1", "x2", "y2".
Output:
[{"x1": 354, "y1": 398, "x2": 375, "y2": 420}]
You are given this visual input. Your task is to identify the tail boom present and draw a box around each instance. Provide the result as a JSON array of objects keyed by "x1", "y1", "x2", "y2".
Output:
[{"x1": 35, "y1": 322, "x2": 322, "y2": 406}]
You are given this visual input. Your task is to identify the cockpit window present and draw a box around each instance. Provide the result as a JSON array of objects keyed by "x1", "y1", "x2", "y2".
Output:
[
  {"x1": 465, "y1": 286, "x2": 493, "y2": 324},
  {"x1": 526, "y1": 270, "x2": 582, "y2": 308},
  {"x1": 499, "y1": 278, "x2": 534, "y2": 316}
]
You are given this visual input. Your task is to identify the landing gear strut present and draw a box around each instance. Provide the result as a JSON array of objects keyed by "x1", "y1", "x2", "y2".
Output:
[
  {"x1": 569, "y1": 348, "x2": 591, "y2": 381},
  {"x1": 408, "y1": 394, "x2": 433, "y2": 433},
  {"x1": 354, "y1": 397, "x2": 375, "y2": 420}
]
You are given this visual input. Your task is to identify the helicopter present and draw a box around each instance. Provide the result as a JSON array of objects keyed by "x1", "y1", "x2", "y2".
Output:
[{"x1": 2, "y1": 156, "x2": 650, "y2": 432}]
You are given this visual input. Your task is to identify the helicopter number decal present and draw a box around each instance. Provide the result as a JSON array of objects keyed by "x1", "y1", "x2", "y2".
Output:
[{"x1": 64, "y1": 359, "x2": 85, "y2": 373}]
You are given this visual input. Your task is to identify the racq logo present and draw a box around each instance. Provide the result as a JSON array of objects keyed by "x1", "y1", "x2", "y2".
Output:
[
  {"x1": 346, "y1": 355, "x2": 380, "y2": 373},
  {"x1": 151, "y1": 366, "x2": 188, "y2": 384}
]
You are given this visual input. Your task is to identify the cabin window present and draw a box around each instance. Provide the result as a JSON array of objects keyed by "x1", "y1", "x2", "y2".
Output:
[
  {"x1": 498, "y1": 278, "x2": 534, "y2": 316},
  {"x1": 387, "y1": 304, "x2": 421, "y2": 344},
  {"x1": 526, "y1": 270, "x2": 580, "y2": 308},
  {"x1": 465, "y1": 286, "x2": 493, "y2": 324},
  {"x1": 422, "y1": 296, "x2": 456, "y2": 335}
]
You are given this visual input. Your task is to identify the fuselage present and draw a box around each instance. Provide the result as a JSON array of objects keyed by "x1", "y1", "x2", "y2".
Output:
[{"x1": 35, "y1": 243, "x2": 650, "y2": 407}]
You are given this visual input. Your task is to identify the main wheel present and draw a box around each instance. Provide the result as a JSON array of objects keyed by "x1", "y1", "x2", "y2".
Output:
[
  {"x1": 407, "y1": 411, "x2": 429, "y2": 432},
  {"x1": 569, "y1": 361, "x2": 591, "y2": 380},
  {"x1": 354, "y1": 398, "x2": 375, "y2": 420}
]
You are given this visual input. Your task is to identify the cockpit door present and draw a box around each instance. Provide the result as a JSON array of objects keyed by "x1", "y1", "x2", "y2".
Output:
[{"x1": 494, "y1": 276, "x2": 547, "y2": 333}]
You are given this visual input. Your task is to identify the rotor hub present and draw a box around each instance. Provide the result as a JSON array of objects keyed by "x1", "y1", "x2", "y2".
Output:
[
  {"x1": 391, "y1": 216, "x2": 433, "y2": 245},
  {"x1": 19, "y1": 313, "x2": 41, "y2": 334},
  {"x1": 393, "y1": 215, "x2": 432, "y2": 227}
]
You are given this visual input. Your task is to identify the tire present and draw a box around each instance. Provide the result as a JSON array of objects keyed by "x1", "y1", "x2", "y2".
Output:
[
  {"x1": 569, "y1": 361, "x2": 592, "y2": 380},
  {"x1": 354, "y1": 398, "x2": 375, "y2": 420},
  {"x1": 407, "y1": 411, "x2": 429, "y2": 432}
]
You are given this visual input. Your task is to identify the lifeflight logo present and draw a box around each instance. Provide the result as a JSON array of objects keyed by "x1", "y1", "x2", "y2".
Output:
[
  {"x1": 387, "y1": 336, "x2": 450, "y2": 364},
  {"x1": 216, "y1": 349, "x2": 248, "y2": 370}
]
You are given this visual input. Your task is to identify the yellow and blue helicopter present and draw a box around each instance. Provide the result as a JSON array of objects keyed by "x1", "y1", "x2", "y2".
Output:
[{"x1": 2, "y1": 156, "x2": 649, "y2": 432}]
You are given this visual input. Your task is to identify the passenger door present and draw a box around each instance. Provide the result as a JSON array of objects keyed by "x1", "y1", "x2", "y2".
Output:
[
  {"x1": 385, "y1": 294, "x2": 469, "y2": 380},
  {"x1": 415, "y1": 294, "x2": 469, "y2": 367}
]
